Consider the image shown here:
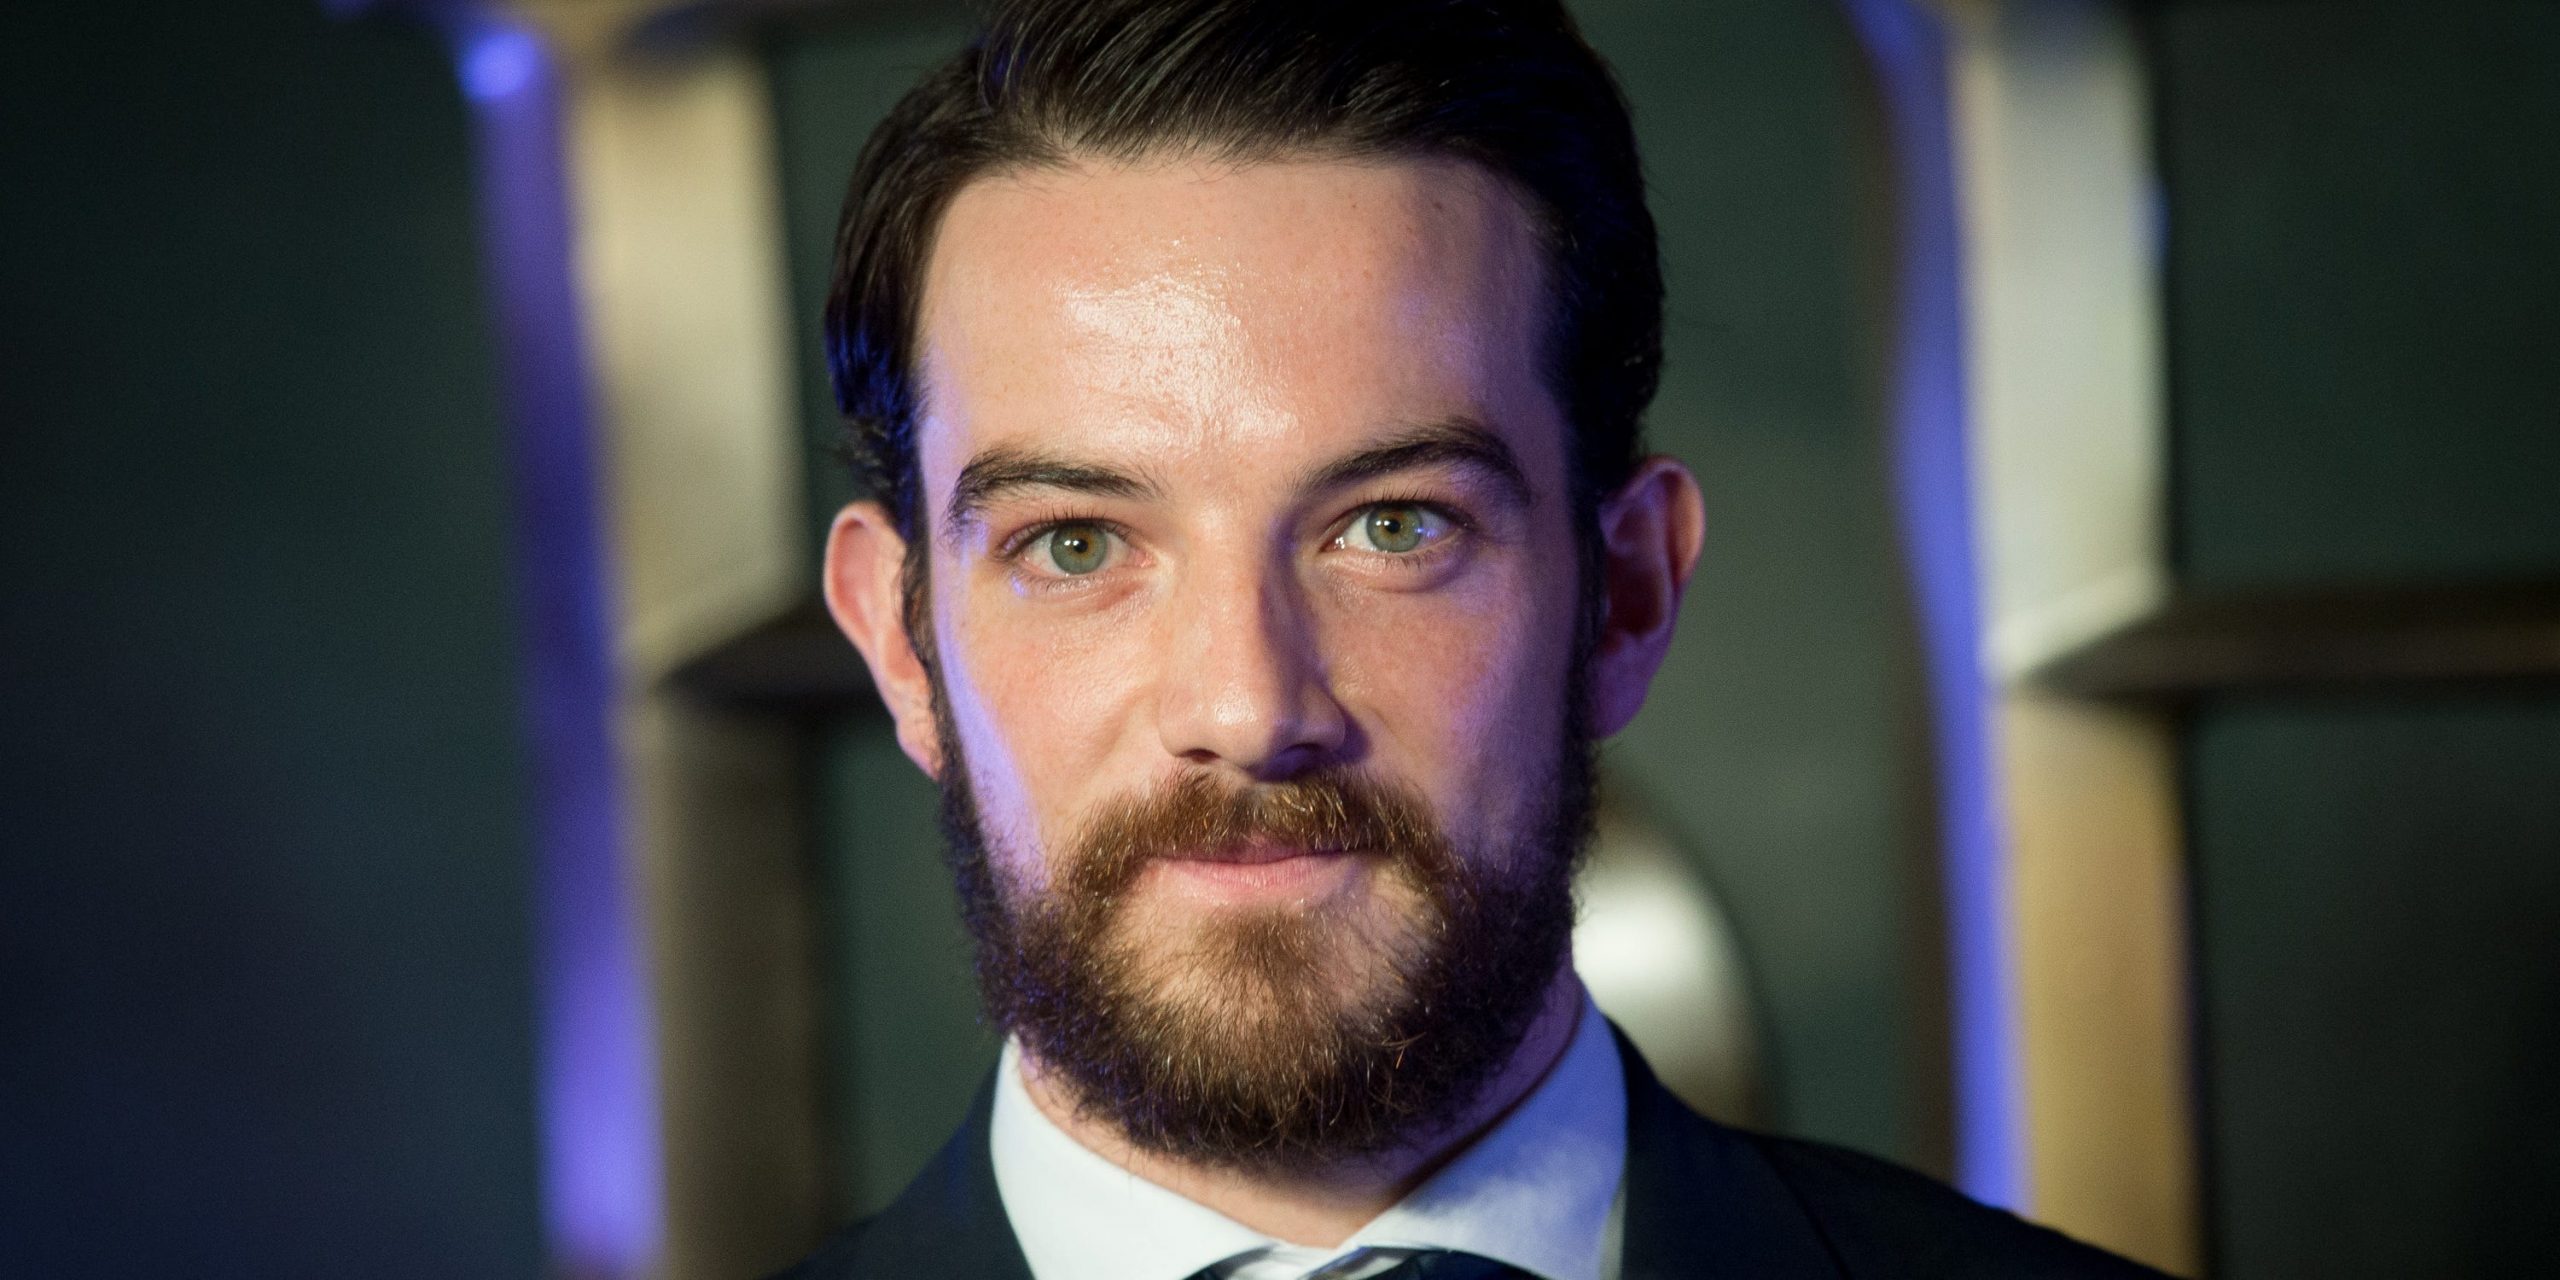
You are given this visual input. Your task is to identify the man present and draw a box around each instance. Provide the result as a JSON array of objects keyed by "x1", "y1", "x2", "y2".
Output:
[{"x1": 788, "y1": 1, "x2": 2163, "y2": 1276}]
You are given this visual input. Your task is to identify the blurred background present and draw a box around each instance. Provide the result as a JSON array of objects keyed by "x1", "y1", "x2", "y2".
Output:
[{"x1": 4, "y1": 0, "x2": 2555, "y2": 1276}]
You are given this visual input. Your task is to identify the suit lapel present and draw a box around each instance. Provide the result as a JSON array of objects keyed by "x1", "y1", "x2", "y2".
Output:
[{"x1": 1612, "y1": 1025, "x2": 1845, "y2": 1280}]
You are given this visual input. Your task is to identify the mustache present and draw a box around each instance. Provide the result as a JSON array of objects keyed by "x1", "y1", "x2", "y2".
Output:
[{"x1": 1060, "y1": 770, "x2": 1456, "y2": 902}]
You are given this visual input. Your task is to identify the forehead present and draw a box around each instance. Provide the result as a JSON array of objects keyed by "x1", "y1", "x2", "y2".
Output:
[{"x1": 911, "y1": 153, "x2": 1560, "y2": 499}]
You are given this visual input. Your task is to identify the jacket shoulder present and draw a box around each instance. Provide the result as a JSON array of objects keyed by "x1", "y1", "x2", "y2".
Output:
[
  {"x1": 763, "y1": 1215, "x2": 876, "y2": 1280},
  {"x1": 760, "y1": 1075, "x2": 1034, "y2": 1280},
  {"x1": 1738, "y1": 1131, "x2": 2174, "y2": 1279}
]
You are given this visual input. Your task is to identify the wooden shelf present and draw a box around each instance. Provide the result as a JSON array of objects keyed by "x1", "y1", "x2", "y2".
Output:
[
  {"x1": 2032, "y1": 580, "x2": 2560, "y2": 700},
  {"x1": 666, "y1": 596, "x2": 881, "y2": 720}
]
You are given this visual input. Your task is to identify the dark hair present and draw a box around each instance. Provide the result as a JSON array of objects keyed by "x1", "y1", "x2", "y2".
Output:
[{"x1": 824, "y1": 0, "x2": 1661, "y2": 551}]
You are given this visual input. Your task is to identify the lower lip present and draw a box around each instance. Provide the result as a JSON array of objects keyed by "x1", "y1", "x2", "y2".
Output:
[{"x1": 1146, "y1": 851, "x2": 1362, "y2": 902}]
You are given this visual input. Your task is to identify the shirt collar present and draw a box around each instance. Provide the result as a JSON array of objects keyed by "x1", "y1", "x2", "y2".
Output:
[{"x1": 989, "y1": 991, "x2": 1626, "y2": 1280}]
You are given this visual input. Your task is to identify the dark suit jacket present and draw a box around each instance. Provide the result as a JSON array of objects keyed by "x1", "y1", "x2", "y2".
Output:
[{"x1": 773, "y1": 1030, "x2": 2169, "y2": 1279}]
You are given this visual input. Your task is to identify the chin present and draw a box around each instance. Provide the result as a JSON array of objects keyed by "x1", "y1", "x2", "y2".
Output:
[{"x1": 1110, "y1": 877, "x2": 1432, "y2": 1030}]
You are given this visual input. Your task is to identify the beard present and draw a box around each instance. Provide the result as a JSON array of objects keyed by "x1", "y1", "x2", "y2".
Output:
[{"x1": 929, "y1": 689, "x2": 1595, "y2": 1176}]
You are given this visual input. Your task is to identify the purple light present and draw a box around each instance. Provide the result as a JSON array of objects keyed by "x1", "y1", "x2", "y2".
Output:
[
  {"x1": 460, "y1": 26, "x2": 542, "y2": 104},
  {"x1": 449, "y1": 23, "x2": 666, "y2": 1278},
  {"x1": 1838, "y1": 0, "x2": 2030, "y2": 1210}
]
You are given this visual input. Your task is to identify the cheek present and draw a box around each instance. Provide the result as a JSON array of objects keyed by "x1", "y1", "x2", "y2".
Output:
[
  {"x1": 1323, "y1": 555, "x2": 1578, "y2": 831},
  {"x1": 941, "y1": 579, "x2": 1154, "y2": 884}
]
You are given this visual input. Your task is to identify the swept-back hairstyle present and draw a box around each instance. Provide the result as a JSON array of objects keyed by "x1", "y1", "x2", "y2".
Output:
[{"x1": 825, "y1": 0, "x2": 1661, "y2": 553}]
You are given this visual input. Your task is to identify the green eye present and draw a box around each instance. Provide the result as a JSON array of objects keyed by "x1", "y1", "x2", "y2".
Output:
[
  {"x1": 1355, "y1": 503, "x2": 1438, "y2": 554},
  {"x1": 1039, "y1": 522, "x2": 1111, "y2": 575}
]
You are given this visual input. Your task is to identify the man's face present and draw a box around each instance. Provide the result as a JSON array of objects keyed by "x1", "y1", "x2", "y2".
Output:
[
  {"x1": 888, "y1": 154, "x2": 1599, "y2": 1164},
  {"x1": 916, "y1": 153, "x2": 1583, "y2": 911}
]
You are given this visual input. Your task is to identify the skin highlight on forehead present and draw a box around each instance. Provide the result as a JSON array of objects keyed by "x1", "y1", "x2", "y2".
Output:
[{"x1": 910, "y1": 153, "x2": 1564, "y2": 513}]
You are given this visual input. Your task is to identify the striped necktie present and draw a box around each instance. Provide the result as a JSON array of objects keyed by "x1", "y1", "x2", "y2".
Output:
[
  {"x1": 1187, "y1": 1251, "x2": 1528, "y2": 1280},
  {"x1": 1365, "y1": 1251, "x2": 1528, "y2": 1279}
]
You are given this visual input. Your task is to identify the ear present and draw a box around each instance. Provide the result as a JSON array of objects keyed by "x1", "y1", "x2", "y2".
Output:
[
  {"x1": 1587, "y1": 456, "x2": 1707, "y2": 738},
  {"x1": 822, "y1": 501, "x2": 945, "y2": 778}
]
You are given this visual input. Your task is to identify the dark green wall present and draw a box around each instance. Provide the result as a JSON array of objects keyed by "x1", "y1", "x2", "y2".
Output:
[
  {"x1": 1571, "y1": 0, "x2": 1925, "y2": 1172},
  {"x1": 2186, "y1": 697, "x2": 2560, "y2": 1277},
  {"x1": 2155, "y1": 3, "x2": 2560, "y2": 1274},
  {"x1": 0, "y1": 3, "x2": 543, "y2": 1274},
  {"x1": 2160, "y1": 0, "x2": 2560, "y2": 592},
  {"x1": 767, "y1": 0, "x2": 1927, "y2": 1218}
]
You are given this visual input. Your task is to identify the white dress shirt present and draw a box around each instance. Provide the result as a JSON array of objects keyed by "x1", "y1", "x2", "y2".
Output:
[{"x1": 990, "y1": 990, "x2": 1627, "y2": 1280}]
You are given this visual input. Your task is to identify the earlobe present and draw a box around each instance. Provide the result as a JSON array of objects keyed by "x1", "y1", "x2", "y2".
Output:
[
  {"x1": 821, "y1": 502, "x2": 945, "y2": 777},
  {"x1": 1588, "y1": 456, "x2": 1707, "y2": 738}
]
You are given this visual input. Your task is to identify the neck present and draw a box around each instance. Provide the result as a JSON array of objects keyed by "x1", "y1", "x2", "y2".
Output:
[{"x1": 1016, "y1": 965, "x2": 1588, "y2": 1248}]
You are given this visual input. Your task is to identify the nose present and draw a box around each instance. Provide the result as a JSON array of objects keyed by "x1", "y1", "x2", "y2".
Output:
[{"x1": 1152, "y1": 553, "x2": 1350, "y2": 780}]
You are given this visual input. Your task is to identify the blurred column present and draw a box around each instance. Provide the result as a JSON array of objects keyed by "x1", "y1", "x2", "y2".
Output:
[
  {"x1": 1848, "y1": 0, "x2": 2198, "y2": 1270},
  {"x1": 1840, "y1": 0, "x2": 2024, "y2": 1213},
  {"x1": 348, "y1": 2, "x2": 827, "y2": 1276},
  {"x1": 502, "y1": 9, "x2": 826, "y2": 1278},
  {"x1": 1945, "y1": 1, "x2": 2197, "y2": 1272}
]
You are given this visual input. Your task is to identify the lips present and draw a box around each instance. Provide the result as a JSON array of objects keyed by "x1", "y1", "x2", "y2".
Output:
[
  {"x1": 1144, "y1": 844, "x2": 1364, "y2": 902},
  {"x1": 1164, "y1": 840, "x2": 1345, "y2": 866}
]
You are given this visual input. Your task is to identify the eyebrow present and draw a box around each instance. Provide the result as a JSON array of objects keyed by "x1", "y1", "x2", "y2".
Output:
[
  {"x1": 941, "y1": 446, "x2": 1162, "y2": 544},
  {"x1": 1300, "y1": 417, "x2": 1535, "y2": 510},
  {"x1": 938, "y1": 415, "x2": 1534, "y2": 545}
]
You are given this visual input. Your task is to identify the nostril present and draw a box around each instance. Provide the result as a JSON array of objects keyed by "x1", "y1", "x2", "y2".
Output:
[{"x1": 1255, "y1": 742, "x2": 1338, "y2": 784}]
